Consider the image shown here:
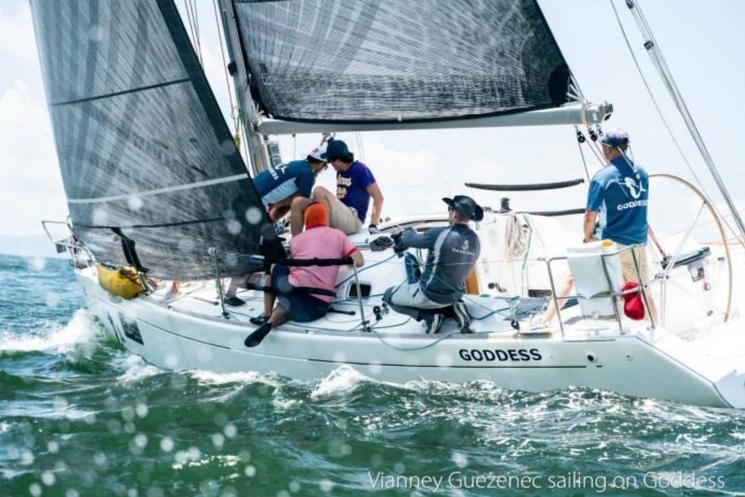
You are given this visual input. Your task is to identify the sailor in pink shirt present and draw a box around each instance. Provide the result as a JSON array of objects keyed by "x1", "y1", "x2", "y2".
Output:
[
  {"x1": 246, "y1": 203, "x2": 364, "y2": 345},
  {"x1": 288, "y1": 207, "x2": 361, "y2": 303}
]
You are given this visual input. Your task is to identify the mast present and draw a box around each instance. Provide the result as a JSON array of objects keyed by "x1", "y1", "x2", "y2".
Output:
[{"x1": 217, "y1": 0, "x2": 271, "y2": 175}]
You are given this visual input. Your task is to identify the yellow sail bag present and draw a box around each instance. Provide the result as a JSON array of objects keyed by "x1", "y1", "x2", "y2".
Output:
[{"x1": 97, "y1": 264, "x2": 145, "y2": 300}]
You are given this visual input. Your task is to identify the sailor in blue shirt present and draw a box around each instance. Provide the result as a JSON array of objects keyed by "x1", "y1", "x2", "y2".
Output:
[
  {"x1": 383, "y1": 195, "x2": 483, "y2": 334},
  {"x1": 539, "y1": 129, "x2": 657, "y2": 325},
  {"x1": 584, "y1": 129, "x2": 657, "y2": 320},
  {"x1": 585, "y1": 137, "x2": 648, "y2": 247},
  {"x1": 253, "y1": 145, "x2": 327, "y2": 223}
]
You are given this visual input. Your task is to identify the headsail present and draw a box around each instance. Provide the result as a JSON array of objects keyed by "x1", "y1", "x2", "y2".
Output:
[
  {"x1": 30, "y1": 0, "x2": 282, "y2": 280},
  {"x1": 229, "y1": 0, "x2": 575, "y2": 124}
]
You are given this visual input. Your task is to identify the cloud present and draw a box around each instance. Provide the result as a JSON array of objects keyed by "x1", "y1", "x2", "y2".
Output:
[
  {"x1": 0, "y1": 79, "x2": 67, "y2": 235},
  {"x1": 0, "y1": 3, "x2": 38, "y2": 63}
]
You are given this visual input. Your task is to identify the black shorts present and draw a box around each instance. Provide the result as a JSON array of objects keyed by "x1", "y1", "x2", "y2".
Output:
[{"x1": 271, "y1": 265, "x2": 329, "y2": 323}]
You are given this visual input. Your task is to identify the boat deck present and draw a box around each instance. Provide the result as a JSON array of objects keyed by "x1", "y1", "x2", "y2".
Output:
[{"x1": 147, "y1": 277, "x2": 648, "y2": 340}]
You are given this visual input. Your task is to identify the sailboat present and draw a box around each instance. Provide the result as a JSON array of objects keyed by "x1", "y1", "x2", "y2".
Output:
[{"x1": 30, "y1": 0, "x2": 745, "y2": 408}]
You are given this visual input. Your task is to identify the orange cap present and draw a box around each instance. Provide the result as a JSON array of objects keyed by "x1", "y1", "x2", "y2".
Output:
[{"x1": 304, "y1": 202, "x2": 329, "y2": 230}]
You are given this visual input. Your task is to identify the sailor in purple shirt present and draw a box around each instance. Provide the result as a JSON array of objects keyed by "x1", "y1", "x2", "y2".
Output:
[{"x1": 292, "y1": 139, "x2": 384, "y2": 235}]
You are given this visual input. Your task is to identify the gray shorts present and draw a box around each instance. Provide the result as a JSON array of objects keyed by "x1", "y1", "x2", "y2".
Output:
[{"x1": 388, "y1": 282, "x2": 447, "y2": 309}]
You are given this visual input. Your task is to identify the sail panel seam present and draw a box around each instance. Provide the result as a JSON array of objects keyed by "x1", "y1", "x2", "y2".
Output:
[
  {"x1": 76, "y1": 216, "x2": 224, "y2": 230},
  {"x1": 68, "y1": 173, "x2": 249, "y2": 204},
  {"x1": 51, "y1": 78, "x2": 191, "y2": 106}
]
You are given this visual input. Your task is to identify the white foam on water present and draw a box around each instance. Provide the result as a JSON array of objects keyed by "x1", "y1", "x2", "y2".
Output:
[
  {"x1": 191, "y1": 370, "x2": 270, "y2": 385},
  {"x1": 115, "y1": 354, "x2": 161, "y2": 383},
  {"x1": 310, "y1": 365, "x2": 370, "y2": 399},
  {"x1": 271, "y1": 395, "x2": 300, "y2": 412},
  {"x1": 0, "y1": 310, "x2": 99, "y2": 354}
]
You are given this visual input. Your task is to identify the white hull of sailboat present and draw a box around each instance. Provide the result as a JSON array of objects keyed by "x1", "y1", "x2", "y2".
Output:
[{"x1": 76, "y1": 268, "x2": 745, "y2": 409}]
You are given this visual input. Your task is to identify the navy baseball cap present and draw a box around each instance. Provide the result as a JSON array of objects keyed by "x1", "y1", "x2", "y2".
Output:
[
  {"x1": 600, "y1": 129, "x2": 630, "y2": 148},
  {"x1": 443, "y1": 195, "x2": 484, "y2": 222},
  {"x1": 324, "y1": 139, "x2": 351, "y2": 161}
]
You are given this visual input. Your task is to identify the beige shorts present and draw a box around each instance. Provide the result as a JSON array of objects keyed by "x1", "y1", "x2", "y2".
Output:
[
  {"x1": 326, "y1": 195, "x2": 363, "y2": 235},
  {"x1": 617, "y1": 244, "x2": 650, "y2": 284}
]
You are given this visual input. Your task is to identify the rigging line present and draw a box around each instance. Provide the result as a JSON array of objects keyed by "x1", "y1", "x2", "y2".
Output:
[
  {"x1": 585, "y1": 129, "x2": 608, "y2": 166},
  {"x1": 616, "y1": 0, "x2": 745, "y2": 247},
  {"x1": 355, "y1": 133, "x2": 366, "y2": 162},
  {"x1": 584, "y1": 137, "x2": 606, "y2": 166},
  {"x1": 574, "y1": 127, "x2": 592, "y2": 181},
  {"x1": 181, "y1": 0, "x2": 195, "y2": 44},
  {"x1": 212, "y1": 0, "x2": 238, "y2": 135},
  {"x1": 608, "y1": 2, "x2": 712, "y2": 203},
  {"x1": 181, "y1": 0, "x2": 201, "y2": 64},
  {"x1": 67, "y1": 173, "x2": 248, "y2": 204},
  {"x1": 188, "y1": 0, "x2": 202, "y2": 63},
  {"x1": 190, "y1": 0, "x2": 201, "y2": 51}
]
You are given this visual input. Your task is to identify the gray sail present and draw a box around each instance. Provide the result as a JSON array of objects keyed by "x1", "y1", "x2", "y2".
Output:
[
  {"x1": 30, "y1": 0, "x2": 283, "y2": 280},
  {"x1": 230, "y1": 0, "x2": 574, "y2": 123}
]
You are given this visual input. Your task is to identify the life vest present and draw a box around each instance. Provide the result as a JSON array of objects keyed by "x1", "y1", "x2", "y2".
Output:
[{"x1": 97, "y1": 264, "x2": 145, "y2": 300}]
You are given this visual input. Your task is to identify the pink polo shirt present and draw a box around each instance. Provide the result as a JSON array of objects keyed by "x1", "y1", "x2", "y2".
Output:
[{"x1": 288, "y1": 226, "x2": 358, "y2": 303}]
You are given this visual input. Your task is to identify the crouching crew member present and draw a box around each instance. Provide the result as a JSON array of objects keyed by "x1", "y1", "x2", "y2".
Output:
[
  {"x1": 253, "y1": 145, "x2": 328, "y2": 223},
  {"x1": 383, "y1": 195, "x2": 482, "y2": 333}
]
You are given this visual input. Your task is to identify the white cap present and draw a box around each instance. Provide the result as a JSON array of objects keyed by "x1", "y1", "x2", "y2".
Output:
[{"x1": 308, "y1": 144, "x2": 327, "y2": 162}]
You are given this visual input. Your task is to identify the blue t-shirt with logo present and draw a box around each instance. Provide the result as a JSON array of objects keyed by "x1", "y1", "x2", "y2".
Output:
[
  {"x1": 253, "y1": 160, "x2": 315, "y2": 207},
  {"x1": 336, "y1": 161, "x2": 375, "y2": 222},
  {"x1": 586, "y1": 157, "x2": 649, "y2": 245}
]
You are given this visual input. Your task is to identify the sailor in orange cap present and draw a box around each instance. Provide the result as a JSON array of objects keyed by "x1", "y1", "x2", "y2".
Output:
[{"x1": 245, "y1": 202, "x2": 364, "y2": 347}]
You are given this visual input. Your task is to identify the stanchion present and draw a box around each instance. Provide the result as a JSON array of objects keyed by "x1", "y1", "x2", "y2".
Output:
[
  {"x1": 209, "y1": 247, "x2": 229, "y2": 319},
  {"x1": 352, "y1": 264, "x2": 370, "y2": 332}
]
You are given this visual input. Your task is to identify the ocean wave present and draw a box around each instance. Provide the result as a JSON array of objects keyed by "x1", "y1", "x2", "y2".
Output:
[
  {"x1": 309, "y1": 365, "x2": 372, "y2": 399},
  {"x1": 115, "y1": 354, "x2": 162, "y2": 384},
  {"x1": 0, "y1": 309, "x2": 99, "y2": 355},
  {"x1": 190, "y1": 369, "x2": 278, "y2": 386}
]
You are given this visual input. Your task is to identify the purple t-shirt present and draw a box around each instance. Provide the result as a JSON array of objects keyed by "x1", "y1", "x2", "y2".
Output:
[{"x1": 336, "y1": 161, "x2": 375, "y2": 222}]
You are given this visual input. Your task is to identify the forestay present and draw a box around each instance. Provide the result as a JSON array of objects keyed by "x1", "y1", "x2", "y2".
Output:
[
  {"x1": 231, "y1": 0, "x2": 575, "y2": 124},
  {"x1": 29, "y1": 0, "x2": 283, "y2": 280}
]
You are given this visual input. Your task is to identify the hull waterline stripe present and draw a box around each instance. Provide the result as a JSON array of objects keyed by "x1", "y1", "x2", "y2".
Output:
[
  {"x1": 68, "y1": 174, "x2": 249, "y2": 204},
  {"x1": 307, "y1": 358, "x2": 587, "y2": 369},
  {"x1": 50, "y1": 78, "x2": 191, "y2": 106}
]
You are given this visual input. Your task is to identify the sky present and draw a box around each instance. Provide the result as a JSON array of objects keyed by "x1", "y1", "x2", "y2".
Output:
[{"x1": 1, "y1": 0, "x2": 744, "y2": 240}]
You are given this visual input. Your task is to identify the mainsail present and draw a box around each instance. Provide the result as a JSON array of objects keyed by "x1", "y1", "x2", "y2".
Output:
[
  {"x1": 229, "y1": 0, "x2": 574, "y2": 124},
  {"x1": 30, "y1": 0, "x2": 282, "y2": 280}
]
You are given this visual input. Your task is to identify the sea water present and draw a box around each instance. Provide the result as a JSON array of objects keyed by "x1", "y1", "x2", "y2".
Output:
[{"x1": 1, "y1": 254, "x2": 744, "y2": 496}]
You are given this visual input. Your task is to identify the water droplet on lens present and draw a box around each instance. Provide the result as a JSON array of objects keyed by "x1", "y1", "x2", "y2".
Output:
[
  {"x1": 127, "y1": 196, "x2": 143, "y2": 211},
  {"x1": 451, "y1": 451, "x2": 468, "y2": 468},
  {"x1": 245, "y1": 207, "x2": 262, "y2": 225},
  {"x1": 160, "y1": 437, "x2": 174, "y2": 453},
  {"x1": 134, "y1": 434, "x2": 148, "y2": 448},
  {"x1": 223, "y1": 424, "x2": 237, "y2": 438},
  {"x1": 41, "y1": 471, "x2": 55, "y2": 486}
]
